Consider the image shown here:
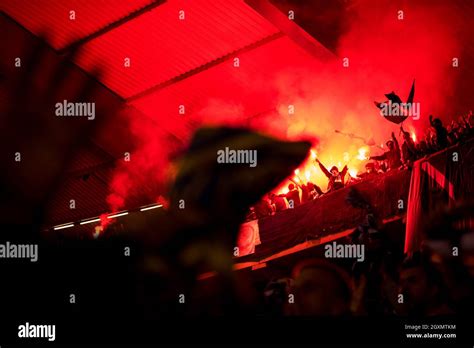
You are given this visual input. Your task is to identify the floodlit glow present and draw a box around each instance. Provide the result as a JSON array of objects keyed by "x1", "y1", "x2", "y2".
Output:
[
  {"x1": 356, "y1": 147, "x2": 369, "y2": 160},
  {"x1": 53, "y1": 223, "x2": 74, "y2": 230},
  {"x1": 15, "y1": 0, "x2": 457, "y2": 215},
  {"x1": 93, "y1": 226, "x2": 103, "y2": 239},
  {"x1": 80, "y1": 218, "x2": 101, "y2": 225},
  {"x1": 51, "y1": 202, "x2": 163, "y2": 232},
  {"x1": 107, "y1": 211, "x2": 129, "y2": 219},
  {"x1": 140, "y1": 204, "x2": 163, "y2": 211},
  {"x1": 276, "y1": 143, "x2": 375, "y2": 194}
]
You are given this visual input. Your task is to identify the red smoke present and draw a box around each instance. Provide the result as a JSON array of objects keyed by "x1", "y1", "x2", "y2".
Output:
[
  {"x1": 99, "y1": 213, "x2": 113, "y2": 230},
  {"x1": 269, "y1": 0, "x2": 464, "y2": 189},
  {"x1": 106, "y1": 0, "x2": 467, "y2": 209}
]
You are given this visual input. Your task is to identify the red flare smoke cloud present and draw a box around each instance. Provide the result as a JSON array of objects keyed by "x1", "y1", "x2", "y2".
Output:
[{"x1": 107, "y1": 0, "x2": 468, "y2": 209}]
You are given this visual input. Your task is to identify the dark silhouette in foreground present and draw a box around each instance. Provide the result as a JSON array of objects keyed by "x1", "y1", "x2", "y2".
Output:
[{"x1": 126, "y1": 127, "x2": 311, "y2": 316}]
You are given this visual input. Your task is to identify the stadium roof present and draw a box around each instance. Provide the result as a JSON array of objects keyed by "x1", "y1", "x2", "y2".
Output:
[{"x1": 0, "y1": 0, "x2": 334, "y2": 228}]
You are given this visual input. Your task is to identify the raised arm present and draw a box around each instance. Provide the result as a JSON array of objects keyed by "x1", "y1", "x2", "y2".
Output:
[
  {"x1": 370, "y1": 153, "x2": 387, "y2": 161},
  {"x1": 429, "y1": 114, "x2": 435, "y2": 127},
  {"x1": 391, "y1": 132, "x2": 400, "y2": 151},
  {"x1": 289, "y1": 177, "x2": 303, "y2": 189},
  {"x1": 316, "y1": 159, "x2": 331, "y2": 178},
  {"x1": 341, "y1": 165, "x2": 348, "y2": 178}
]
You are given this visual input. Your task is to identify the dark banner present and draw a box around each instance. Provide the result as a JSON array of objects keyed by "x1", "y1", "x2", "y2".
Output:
[{"x1": 405, "y1": 139, "x2": 474, "y2": 253}]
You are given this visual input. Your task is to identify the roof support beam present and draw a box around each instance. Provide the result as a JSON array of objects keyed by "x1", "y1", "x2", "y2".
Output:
[
  {"x1": 126, "y1": 31, "x2": 285, "y2": 102},
  {"x1": 58, "y1": 0, "x2": 166, "y2": 54},
  {"x1": 245, "y1": 0, "x2": 336, "y2": 61}
]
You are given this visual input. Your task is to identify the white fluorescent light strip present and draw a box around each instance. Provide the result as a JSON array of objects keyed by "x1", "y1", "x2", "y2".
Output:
[
  {"x1": 54, "y1": 202, "x2": 162, "y2": 230},
  {"x1": 54, "y1": 223, "x2": 74, "y2": 230},
  {"x1": 107, "y1": 211, "x2": 129, "y2": 219},
  {"x1": 79, "y1": 218, "x2": 101, "y2": 225},
  {"x1": 139, "y1": 204, "x2": 163, "y2": 212}
]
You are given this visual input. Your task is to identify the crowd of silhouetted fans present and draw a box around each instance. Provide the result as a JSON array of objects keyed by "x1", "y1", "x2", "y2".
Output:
[
  {"x1": 259, "y1": 201, "x2": 474, "y2": 317},
  {"x1": 250, "y1": 112, "x2": 474, "y2": 317},
  {"x1": 248, "y1": 111, "x2": 474, "y2": 221},
  {"x1": 370, "y1": 112, "x2": 474, "y2": 170}
]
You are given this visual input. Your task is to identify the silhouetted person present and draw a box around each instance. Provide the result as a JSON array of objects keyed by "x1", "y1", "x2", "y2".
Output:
[
  {"x1": 263, "y1": 278, "x2": 293, "y2": 317},
  {"x1": 299, "y1": 183, "x2": 312, "y2": 203},
  {"x1": 416, "y1": 139, "x2": 429, "y2": 157},
  {"x1": 269, "y1": 192, "x2": 288, "y2": 212},
  {"x1": 254, "y1": 195, "x2": 274, "y2": 218},
  {"x1": 285, "y1": 183, "x2": 301, "y2": 207},
  {"x1": 429, "y1": 115, "x2": 448, "y2": 150},
  {"x1": 369, "y1": 132, "x2": 401, "y2": 170},
  {"x1": 357, "y1": 162, "x2": 379, "y2": 180},
  {"x1": 306, "y1": 181, "x2": 324, "y2": 198},
  {"x1": 398, "y1": 254, "x2": 454, "y2": 316},
  {"x1": 400, "y1": 125, "x2": 418, "y2": 165},
  {"x1": 294, "y1": 180, "x2": 322, "y2": 203},
  {"x1": 289, "y1": 259, "x2": 352, "y2": 316},
  {"x1": 315, "y1": 158, "x2": 348, "y2": 192}
]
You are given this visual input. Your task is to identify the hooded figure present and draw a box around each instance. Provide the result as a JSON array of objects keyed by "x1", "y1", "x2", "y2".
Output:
[
  {"x1": 315, "y1": 158, "x2": 348, "y2": 192},
  {"x1": 429, "y1": 115, "x2": 448, "y2": 150},
  {"x1": 400, "y1": 125, "x2": 418, "y2": 164},
  {"x1": 369, "y1": 132, "x2": 402, "y2": 171}
]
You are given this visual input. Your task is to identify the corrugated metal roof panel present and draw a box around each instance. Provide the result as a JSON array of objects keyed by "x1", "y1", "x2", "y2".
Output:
[
  {"x1": 44, "y1": 168, "x2": 112, "y2": 226},
  {"x1": 130, "y1": 36, "x2": 322, "y2": 139},
  {"x1": 44, "y1": 165, "x2": 159, "y2": 226},
  {"x1": 0, "y1": 0, "x2": 155, "y2": 50},
  {"x1": 73, "y1": 0, "x2": 280, "y2": 98},
  {"x1": 65, "y1": 141, "x2": 115, "y2": 174}
]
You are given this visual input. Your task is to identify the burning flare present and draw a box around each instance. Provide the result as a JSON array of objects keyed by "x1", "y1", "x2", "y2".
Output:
[
  {"x1": 356, "y1": 147, "x2": 369, "y2": 160},
  {"x1": 409, "y1": 127, "x2": 417, "y2": 142}
]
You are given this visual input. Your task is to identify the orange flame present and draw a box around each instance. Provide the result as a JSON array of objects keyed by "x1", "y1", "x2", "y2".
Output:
[
  {"x1": 356, "y1": 147, "x2": 369, "y2": 160},
  {"x1": 410, "y1": 129, "x2": 417, "y2": 142},
  {"x1": 276, "y1": 142, "x2": 375, "y2": 194}
]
